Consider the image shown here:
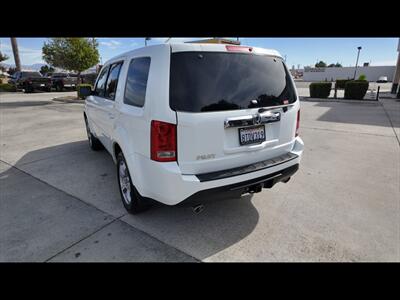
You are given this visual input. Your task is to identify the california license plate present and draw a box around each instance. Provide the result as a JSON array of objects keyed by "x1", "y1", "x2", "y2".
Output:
[{"x1": 239, "y1": 125, "x2": 266, "y2": 145}]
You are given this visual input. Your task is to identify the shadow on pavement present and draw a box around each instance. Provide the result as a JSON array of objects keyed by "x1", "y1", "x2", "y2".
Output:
[
  {"x1": 315, "y1": 101, "x2": 396, "y2": 128},
  {"x1": 1, "y1": 141, "x2": 260, "y2": 261},
  {"x1": 0, "y1": 101, "x2": 53, "y2": 108}
]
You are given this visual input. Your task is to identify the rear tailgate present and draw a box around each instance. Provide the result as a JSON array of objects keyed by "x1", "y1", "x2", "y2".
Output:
[
  {"x1": 176, "y1": 106, "x2": 298, "y2": 174},
  {"x1": 170, "y1": 48, "x2": 299, "y2": 175}
]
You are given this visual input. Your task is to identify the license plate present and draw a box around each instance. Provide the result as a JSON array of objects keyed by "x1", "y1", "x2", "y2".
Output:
[
  {"x1": 239, "y1": 125, "x2": 266, "y2": 145},
  {"x1": 40, "y1": 84, "x2": 45, "y2": 87}
]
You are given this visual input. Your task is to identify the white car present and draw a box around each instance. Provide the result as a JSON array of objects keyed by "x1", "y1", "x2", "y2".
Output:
[
  {"x1": 377, "y1": 76, "x2": 388, "y2": 83},
  {"x1": 83, "y1": 43, "x2": 304, "y2": 213}
]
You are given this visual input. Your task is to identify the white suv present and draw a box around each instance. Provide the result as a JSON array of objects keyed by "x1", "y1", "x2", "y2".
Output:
[{"x1": 83, "y1": 43, "x2": 304, "y2": 213}]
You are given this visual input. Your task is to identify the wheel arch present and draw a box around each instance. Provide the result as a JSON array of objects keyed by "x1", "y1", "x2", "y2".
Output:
[{"x1": 113, "y1": 142, "x2": 122, "y2": 164}]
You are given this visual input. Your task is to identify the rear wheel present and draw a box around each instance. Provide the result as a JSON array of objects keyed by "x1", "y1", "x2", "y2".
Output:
[
  {"x1": 117, "y1": 152, "x2": 149, "y2": 214},
  {"x1": 84, "y1": 117, "x2": 103, "y2": 151}
]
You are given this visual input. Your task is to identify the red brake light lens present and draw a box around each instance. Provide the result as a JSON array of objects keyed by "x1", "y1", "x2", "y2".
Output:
[
  {"x1": 225, "y1": 45, "x2": 253, "y2": 52},
  {"x1": 151, "y1": 120, "x2": 177, "y2": 162},
  {"x1": 295, "y1": 110, "x2": 300, "y2": 137}
]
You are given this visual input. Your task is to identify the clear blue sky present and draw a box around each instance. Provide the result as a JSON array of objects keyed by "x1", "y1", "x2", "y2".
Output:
[{"x1": 0, "y1": 37, "x2": 398, "y2": 69}]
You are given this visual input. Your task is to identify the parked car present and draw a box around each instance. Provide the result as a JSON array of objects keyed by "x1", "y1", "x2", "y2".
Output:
[
  {"x1": 377, "y1": 76, "x2": 388, "y2": 83},
  {"x1": 83, "y1": 43, "x2": 304, "y2": 214},
  {"x1": 9, "y1": 71, "x2": 52, "y2": 93},
  {"x1": 51, "y1": 73, "x2": 78, "y2": 91}
]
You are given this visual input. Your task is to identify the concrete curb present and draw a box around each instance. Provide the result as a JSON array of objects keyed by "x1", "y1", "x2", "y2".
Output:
[
  {"x1": 52, "y1": 97, "x2": 84, "y2": 104},
  {"x1": 300, "y1": 97, "x2": 380, "y2": 105}
]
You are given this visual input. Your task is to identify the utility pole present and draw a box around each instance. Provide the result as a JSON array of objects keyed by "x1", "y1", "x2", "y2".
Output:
[
  {"x1": 353, "y1": 46, "x2": 362, "y2": 80},
  {"x1": 391, "y1": 38, "x2": 400, "y2": 94},
  {"x1": 10, "y1": 38, "x2": 21, "y2": 71}
]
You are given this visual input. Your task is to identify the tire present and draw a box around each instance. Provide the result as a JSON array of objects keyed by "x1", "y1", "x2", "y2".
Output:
[
  {"x1": 56, "y1": 82, "x2": 63, "y2": 92},
  {"x1": 116, "y1": 151, "x2": 149, "y2": 214},
  {"x1": 84, "y1": 117, "x2": 103, "y2": 151},
  {"x1": 24, "y1": 84, "x2": 33, "y2": 93}
]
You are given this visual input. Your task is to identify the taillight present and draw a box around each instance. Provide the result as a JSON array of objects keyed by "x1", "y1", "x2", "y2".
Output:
[
  {"x1": 225, "y1": 45, "x2": 253, "y2": 52},
  {"x1": 151, "y1": 120, "x2": 177, "y2": 162},
  {"x1": 295, "y1": 110, "x2": 300, "y2": 137}
]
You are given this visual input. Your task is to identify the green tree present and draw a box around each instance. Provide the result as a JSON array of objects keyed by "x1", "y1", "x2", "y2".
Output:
[
  {"x1": 42, "y1": 38, "x2": 99, "y2": 83},
  {"x1": 39, "y1": 65, "x2": 55, "y2": 76},
  {"x1": 0, "y1": 51, "x2": 9, "y2": 63},
  {"x1": 315, "y1": 61, "x2": 327, "y2": 68},
  {"x1": 8, "y1": 67, "x2": 17, "y2": 75},
  {"x1": 328, "y1": 62, "x2": 343, "y2": 68}
]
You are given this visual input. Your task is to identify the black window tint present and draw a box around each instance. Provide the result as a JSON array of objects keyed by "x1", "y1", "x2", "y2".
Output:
[
  {"x1": 22, "y1": 72, "x2": 42, "y2": 78},
  {"x1": 105, "y1": 62, "x2": 123, "y2": 100},
  {"x1": 170, "y1": 52, "x2": 297, "y2": 112},
  {"x1": 124, "y1": 57, "x2": 151, "y2": 107},
  {"x1": 93, "y1": 66, "x2": 110, "y2": 97}
]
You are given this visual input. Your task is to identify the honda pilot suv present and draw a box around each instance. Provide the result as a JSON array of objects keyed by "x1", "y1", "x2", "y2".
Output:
[{"x1": 83, "y1": 43, "x2": 304, "y2": 213}]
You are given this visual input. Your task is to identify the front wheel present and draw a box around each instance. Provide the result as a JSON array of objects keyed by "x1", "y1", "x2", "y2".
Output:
[
  {"x1": 24, "y1": 84, "x2": 33, "y2": 93},
  {"x1": 55, "y1": 82, "x2": 63, "y2": 92},
  {"x1": 117, "y1": 152, "x2": 149, "y2": 214}
]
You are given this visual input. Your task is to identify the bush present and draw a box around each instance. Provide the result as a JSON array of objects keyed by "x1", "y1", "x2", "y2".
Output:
[
  {"x1": 358, "y1": 74, "x2": 367, "y2": 81},
  {"x1": 0, "y1": 83, "x2": 17, "y2": 92},
  {"x1": 309, "y1": 82, "x2": 332, "y2": 98},
  {"x1": 344, "y1": 81, "x2": 369, "y2": 100},
  {"x1": 77, "y1": 84, "x2": 92, "y2": 99},
  {"x1": 336, "y1": 79, "x2": 353, "y2": 89}
]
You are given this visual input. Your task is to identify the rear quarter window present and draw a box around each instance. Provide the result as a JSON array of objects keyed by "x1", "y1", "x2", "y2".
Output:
[{"x1": 123, "y1": 57, "x2": 151, "y2": 107}]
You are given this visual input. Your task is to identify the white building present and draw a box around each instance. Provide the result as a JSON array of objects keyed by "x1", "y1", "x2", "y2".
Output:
[{"x1": 303, "y1": 65, "x2": 396, "y2": 82}]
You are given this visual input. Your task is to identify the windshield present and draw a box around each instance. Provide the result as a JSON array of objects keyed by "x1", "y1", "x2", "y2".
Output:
[
  {"x1": 22, "y1": 72, "x2": 42, "y2": 78},
  {"x1": 170, "y1": 52, "x2": 297, "y2": 112}
]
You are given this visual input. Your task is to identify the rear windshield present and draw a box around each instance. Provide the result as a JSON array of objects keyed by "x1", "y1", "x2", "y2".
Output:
[{"x1": 170, "y1": 52, "x2": 297, "y2": 112}]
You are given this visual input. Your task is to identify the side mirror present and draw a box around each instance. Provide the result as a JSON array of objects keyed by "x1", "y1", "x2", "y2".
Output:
[{"x1": 78, "y1": 85, "x2": 93, "y2": 99}]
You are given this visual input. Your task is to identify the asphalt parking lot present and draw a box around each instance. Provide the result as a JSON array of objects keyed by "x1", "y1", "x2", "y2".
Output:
[{"x1": 1, "y1": 91, "x2": 399, "y2": 262}]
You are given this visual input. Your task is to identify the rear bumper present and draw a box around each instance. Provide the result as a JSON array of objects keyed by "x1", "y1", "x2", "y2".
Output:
[
  {"x1": 131, "y1": 136, "x2": 304, "y2": 206},
  {"x1": 181, "y1": 163, "x2": 299, "y2": 206}
]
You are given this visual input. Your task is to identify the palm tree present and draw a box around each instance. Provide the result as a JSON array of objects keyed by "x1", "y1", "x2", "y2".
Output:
[{"x1": 10, "y1": 38, "x2": 21, "y2": 72}]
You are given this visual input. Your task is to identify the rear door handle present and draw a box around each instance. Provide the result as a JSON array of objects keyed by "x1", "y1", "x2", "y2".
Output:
[{"x1": 259, "y1": 111, "x2": 281, "y2": 123}]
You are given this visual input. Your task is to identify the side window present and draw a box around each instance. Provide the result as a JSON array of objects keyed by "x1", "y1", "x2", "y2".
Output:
[
  {"x1": 124, "y1": 57, "x2": 151, "y2": 107},
  {"x1": 104, "y1": 62, "x2": 123, "y2": 100},
  {"x1": 93, "y1": 66, "x2": 110, "y2": 97}
]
